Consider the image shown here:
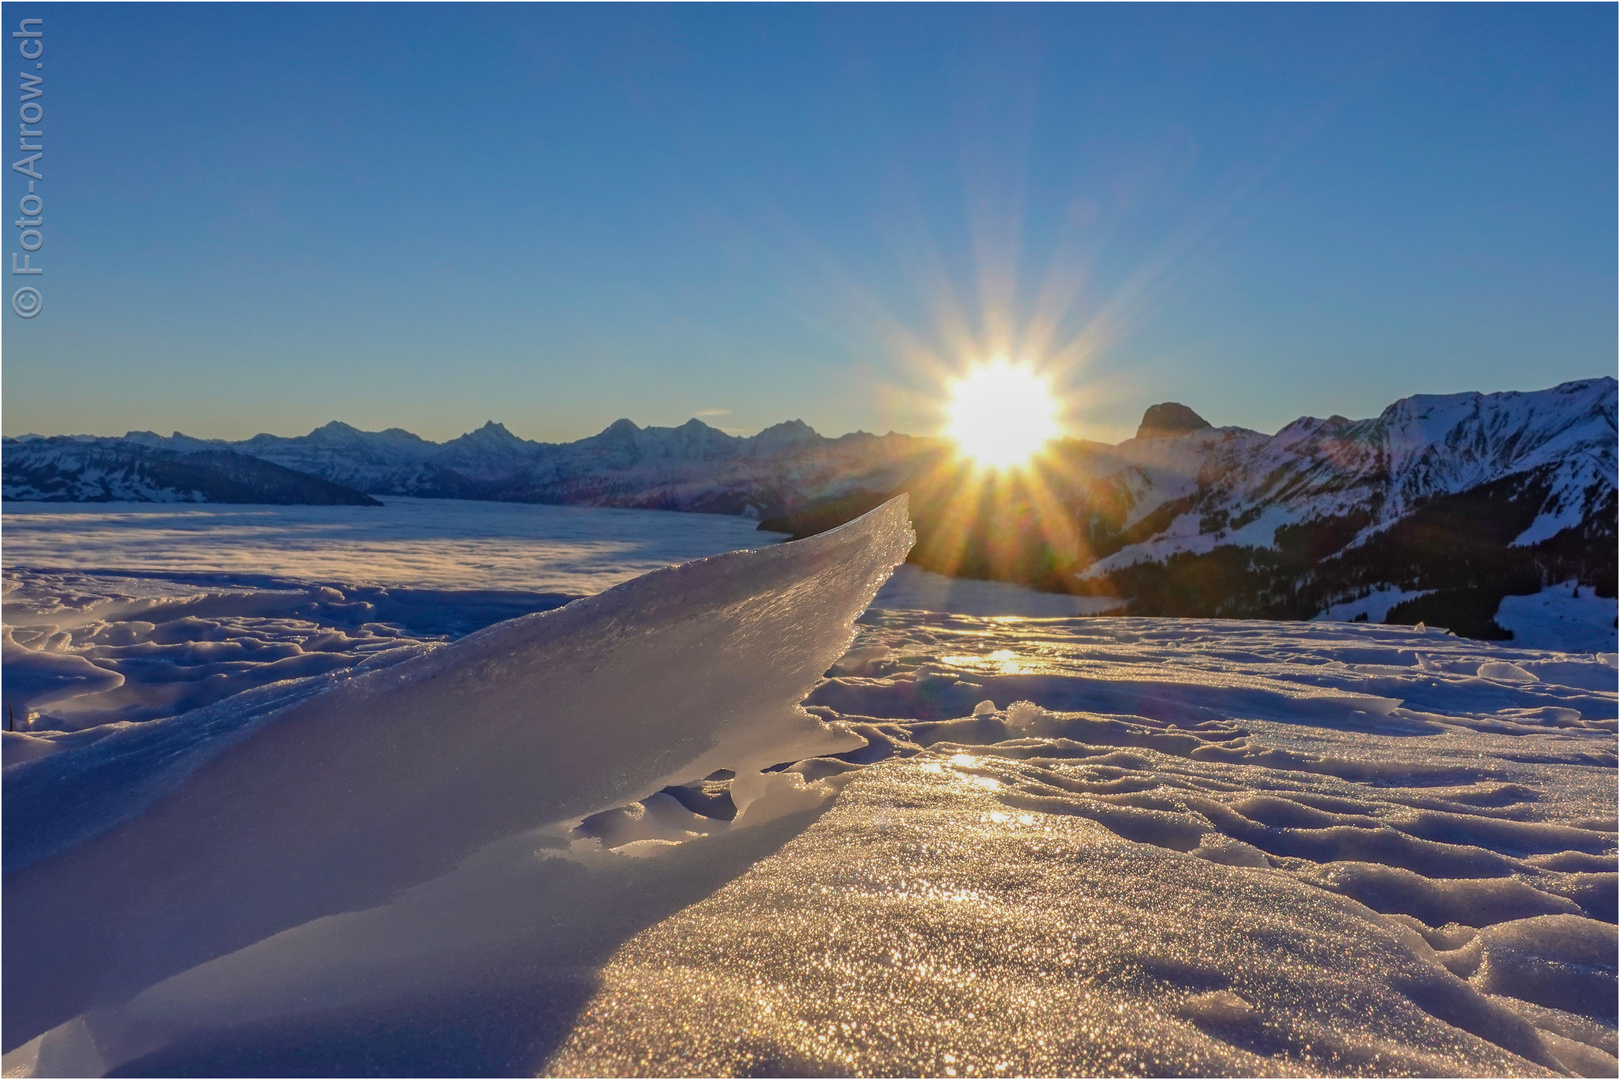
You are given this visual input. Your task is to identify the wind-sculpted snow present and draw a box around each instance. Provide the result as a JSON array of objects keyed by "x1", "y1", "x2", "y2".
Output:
[
  {"x1": 1, "y1": 498, "x2": 913, "y2": 1054},
  {"x1": 1, "y1": 499, "x2": 781, "y2": 735},
  {"x1": 3, "y1": 501, "x2": 1616, "y2": 1078}
]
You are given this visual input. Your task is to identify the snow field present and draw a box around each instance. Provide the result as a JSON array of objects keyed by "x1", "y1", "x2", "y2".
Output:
[
  {"x1": 1, "y1": 497, "x2": 1615, "y2": 1077},
  {"x1": 1497, "y1": 585, "x2": 1620, "y2": 655}
]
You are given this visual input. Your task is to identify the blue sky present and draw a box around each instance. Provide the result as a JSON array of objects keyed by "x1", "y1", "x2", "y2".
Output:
[{"x1": 4, "y1": 2, "x2": 1614, "y2": 443}]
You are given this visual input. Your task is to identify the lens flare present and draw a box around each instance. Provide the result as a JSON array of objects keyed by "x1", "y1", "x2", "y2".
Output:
[{"x1": 943, "y1": 360, "x2": 1062, "y2": 469}]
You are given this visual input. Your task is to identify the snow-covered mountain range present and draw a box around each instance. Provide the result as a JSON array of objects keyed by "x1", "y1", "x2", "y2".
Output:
[
  {"x1": 4, "y1": 377, "x2": 1613, "y2": 636},
  {"x1": 1072, "y1": 376, "x2": 1615, "y2": 574},
  {"x1": 107, "y1": 418, "x2": 937, "y2": 517},
  {"x1": 0, "y1": 438, "x2": 381, "y2": 506},
  {"x1": 1032, "y1": 376, "x2": 1617, "y2": 635}
]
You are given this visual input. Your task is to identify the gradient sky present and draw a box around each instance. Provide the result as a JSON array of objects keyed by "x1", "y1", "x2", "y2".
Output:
[{"x1": 4, "y1": 2, "x2": 1614, "y2": 444}]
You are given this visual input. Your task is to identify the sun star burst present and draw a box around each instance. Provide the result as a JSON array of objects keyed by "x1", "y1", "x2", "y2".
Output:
[{"x1": 943, "y1": 360, "x2": 1062, "y2": 469}]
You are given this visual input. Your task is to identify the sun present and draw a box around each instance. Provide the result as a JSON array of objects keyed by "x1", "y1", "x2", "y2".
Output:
[{"x1": 943, "y1": 359, "x2": 1062, "y2": 469}]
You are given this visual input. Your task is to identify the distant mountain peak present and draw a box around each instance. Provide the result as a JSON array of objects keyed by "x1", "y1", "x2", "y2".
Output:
[
  {"x1": 757, "y1": 419, "x2": 818, "y2": 439},
  {"x1": 1136, "y1": 403, "x2": 1212, "y2": 440},
  {"x1": 375, "y1": 426, "x2": 433, "y2": 445},
  {"x1": 460, "y1": 420, "x2": 524, "y2": 443},
  {"x1": 303, "y1": 420, "x2": 374, "y2": 446}
]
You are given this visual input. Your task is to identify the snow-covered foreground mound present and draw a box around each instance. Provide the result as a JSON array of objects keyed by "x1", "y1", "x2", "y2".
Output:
[
  {"x1": 2, "y1": 500, "x2": 912, "y2": 1069},
  {"x1": 3, "y1": 498, "x2": 1616, "y2": 1077}
]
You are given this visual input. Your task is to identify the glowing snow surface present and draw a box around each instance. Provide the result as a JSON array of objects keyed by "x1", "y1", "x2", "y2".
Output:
[
  {"x1": 566, "y1": 616, "x2": 1618, "y2": 1077},
  {"x1": 873, "y1": 564, "x2": 1124, "y2": 618},
  {"x1": 2, "y1": 499, "x2": 1616, "y2": 1078}
]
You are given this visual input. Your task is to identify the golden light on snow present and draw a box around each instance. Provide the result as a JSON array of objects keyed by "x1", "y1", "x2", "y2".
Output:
[{"x1": 943, "y1": 359, "x2": 1062, "y2": 470}]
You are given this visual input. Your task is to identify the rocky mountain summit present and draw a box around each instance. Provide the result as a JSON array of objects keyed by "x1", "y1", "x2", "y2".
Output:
[{"x1": 1135, "y1": 402, "x2": 1212, "y2": 439}]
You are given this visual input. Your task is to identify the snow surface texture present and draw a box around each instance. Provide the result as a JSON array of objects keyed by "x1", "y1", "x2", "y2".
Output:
[{"x1": 2, "y1": 499, "x2": 1616, "y2": 1077}]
